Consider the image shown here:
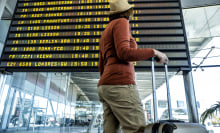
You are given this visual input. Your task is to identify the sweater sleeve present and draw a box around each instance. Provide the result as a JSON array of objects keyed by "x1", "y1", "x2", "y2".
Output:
[{"x1": 113, "y1": 18, "x2": 155, "y2": 61}]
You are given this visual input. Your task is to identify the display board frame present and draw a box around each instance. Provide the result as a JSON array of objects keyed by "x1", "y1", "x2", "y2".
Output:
[{"x1": 0, "y1": 0, "x2": 192, "y2": 72}]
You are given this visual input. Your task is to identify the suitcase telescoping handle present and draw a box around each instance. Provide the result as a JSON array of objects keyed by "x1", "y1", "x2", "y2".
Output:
[
  {"x1": 151, "y1": 57, "x2": 158, "y2": 122},
  {"x1": 164, "y1": 62, "x2": 173, "y2": 120},
  {"x1": 151, "y1": 57, "x2": 172, "y2": 122}
]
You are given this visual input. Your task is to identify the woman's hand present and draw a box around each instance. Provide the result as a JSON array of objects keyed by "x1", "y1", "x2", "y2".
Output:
[{"x1": 153, "y1": 49, "x2": 169, "y2": 64}]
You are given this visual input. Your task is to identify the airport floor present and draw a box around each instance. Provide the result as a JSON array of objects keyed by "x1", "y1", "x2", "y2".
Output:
[{"x1": 0, "y1": 126, "x2": 102, "y2": 133}]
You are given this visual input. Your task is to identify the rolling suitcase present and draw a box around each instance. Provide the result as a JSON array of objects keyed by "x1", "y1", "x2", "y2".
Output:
[
  {"x1": 144, "y1": 57, "x2": 208, "y2": 133},
  {"x1": 145, "y1": 120, "x2": 208, "y2": 133}
]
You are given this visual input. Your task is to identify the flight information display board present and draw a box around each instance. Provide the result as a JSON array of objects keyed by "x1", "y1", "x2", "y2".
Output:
[{"x1": 0, "y1": 0, "x2": 191, "y2": 72}]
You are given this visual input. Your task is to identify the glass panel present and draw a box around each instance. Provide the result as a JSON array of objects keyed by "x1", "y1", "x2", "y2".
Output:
[
  {"x1": 52, "y1": 101, "x2": 59, "y2": 125},
  {"x1": 193, "y1": 67, "x2": 220, "y2": 133},
  {"x1": 34, "y1": 74, "x2": 46, "y2": 97},
  {"x1": 8, "y1": 91, "x2": 21, "y2": 128},
  {"x1": 45, "y1": 100, "x2": 55, "y2": 127},
  {"x1": 141, "y1": 72, "x2": 189, "y2": 123},
  {"x1": 70, "y1": 106, "x2": 76, "y2": 126},
  {"x1": 8, "y1": 92, "x2": 32, "y2": 129},
  {"x1": 145, "y1": 100, "x2": 153, "y2": 123},
  {"x1": 183, "y1": 7, "x2": 211, "y2": 38},
  {"x1": 205, "y1": 5, "x2": 220, "y2": 37},
  {"x1": 192, "y1": 37, "x2": 220, "y2": 133},
  {"x1": 89, "y1": 102, "x2": 102, "y2": 132},
  {"x1": 29, "y1": 96, "x2": 47, "y2": 128},
  {"x1": 73, "y1": 101, "x2": 102, "y2": 132},
  {"x1": 56, "y1": 103, "x2": 65, "y2": 126},
  {"x1": 64, "y1": 103, "x2": 71, "y2": 126},
  {"x1": 21, "y1": 93, "x2": 32, "y2": 128},
  {"x1": 156, "y1": 75, "x2": 189, "y2": 122},
  {"x1": 49, "y1": 81, "x2": 59, "y2": 102},
  {"x1": 191, "y1": 37, "x2": 220, "y2": 67}
]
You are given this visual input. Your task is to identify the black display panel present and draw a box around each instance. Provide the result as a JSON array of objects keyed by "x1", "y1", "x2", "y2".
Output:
[{"x1": 0, "y1": 0, "x2": 191, "y2": 72}]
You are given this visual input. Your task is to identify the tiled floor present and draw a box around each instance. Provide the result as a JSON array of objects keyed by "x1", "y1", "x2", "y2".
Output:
[{"x1": 0, "y1": 126, "x2": 102, "y2": 133}]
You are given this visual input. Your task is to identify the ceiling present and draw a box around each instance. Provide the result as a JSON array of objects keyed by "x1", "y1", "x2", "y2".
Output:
[
  {"x1": 181, "y1": 0, "x2": 220, "y2": 9},
  {"x1": 0, "y1": 0, "x2": 17, "y2": 20}
]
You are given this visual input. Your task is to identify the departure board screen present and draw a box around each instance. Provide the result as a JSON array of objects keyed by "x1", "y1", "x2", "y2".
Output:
[{"x1": 0, "y1": 0, "x2": 191, "y2": 72}]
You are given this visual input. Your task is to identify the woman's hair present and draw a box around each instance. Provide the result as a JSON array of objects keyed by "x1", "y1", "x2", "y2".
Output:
[{"x1": 109, "y1": 8, "x2": 134, "y2": 21}]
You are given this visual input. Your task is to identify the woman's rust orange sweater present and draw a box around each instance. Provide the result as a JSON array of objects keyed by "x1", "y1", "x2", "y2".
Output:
[{"x1": 98, "y1": 18, "x2": 155, "y2": 86}]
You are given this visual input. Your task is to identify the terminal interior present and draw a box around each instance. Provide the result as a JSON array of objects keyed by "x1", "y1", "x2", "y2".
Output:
[{"x1": 0, "y1": 0, "x2": 220, "y2": 132}]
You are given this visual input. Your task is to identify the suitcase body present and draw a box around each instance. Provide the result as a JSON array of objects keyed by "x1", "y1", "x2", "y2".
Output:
[
  {"x1": 144, "y1": 57, "x2": 208, "y2": 133},
  {"x1": 145, "y1": 121, "x2": 208, "y2": 133},
  {"x1": 145, "y1": 123, "x2": 160, "y2": 133},
  {"x1": 158, "y1": 122, "x2": 208, "y2": 133}
]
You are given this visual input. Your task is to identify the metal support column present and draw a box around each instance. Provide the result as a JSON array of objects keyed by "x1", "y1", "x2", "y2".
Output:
[
  {"x1": 17, "y1": 92, "x2": 26, "y2": 129},
  {"x1": 44, "y1": 100, "x2": 49, "y2": 128},
  {"x1": 6, "y1": 89, "x2": 16, "y2": 129},
  {"x1": 43, "y1": 73, "x2": 52, "y2": 127},
  {"x1": 26, "y1": 94, "x2": 35, "y2": 129},
  {"x1": 183, "y1": 71, "x2": 199, "y2": 123},
  {"x1": 63, "y1": 73, "x2": 69, "y2": 127},
  {"x1": 0, "y1": 74, "x2": 7, "y2": 104},
  {"x1": 44, "y1": 73, "x2": 51, "y2": 98},
  {"x1": 26, "y1": 73, "x2": 39, "y2": 129},
  {"x1": 64, "y1": 73, "x2": 71, "y2": 126},
  {"x1": 55, "y1": 100, "x2": 59, "y2": 126},
  {"x1": 48, "y1": 100, "x2": 56, "y2": 126},
  {"x1": 0, "y1": 75, "x2": 14, "y2": 130}
]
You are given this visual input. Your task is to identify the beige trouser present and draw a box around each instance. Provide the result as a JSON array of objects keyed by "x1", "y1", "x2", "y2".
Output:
[{"x1": 98, "y1": 85, "x2": 146, "y2": 133}]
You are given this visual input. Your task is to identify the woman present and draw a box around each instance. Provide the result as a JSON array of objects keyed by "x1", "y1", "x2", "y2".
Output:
[{"x1": 98, "y1": 0, "x2": 168, "y2": 132}]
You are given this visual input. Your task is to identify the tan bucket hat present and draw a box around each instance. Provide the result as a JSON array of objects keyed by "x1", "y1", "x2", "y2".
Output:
[{"x1": 109, "y1": 0, "x2": 134, "y2": 15}]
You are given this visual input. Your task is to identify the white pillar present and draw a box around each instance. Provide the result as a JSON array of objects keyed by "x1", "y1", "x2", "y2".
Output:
[{"x1": 183, "y1": 71, "x2": 199, "y2": 123}]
